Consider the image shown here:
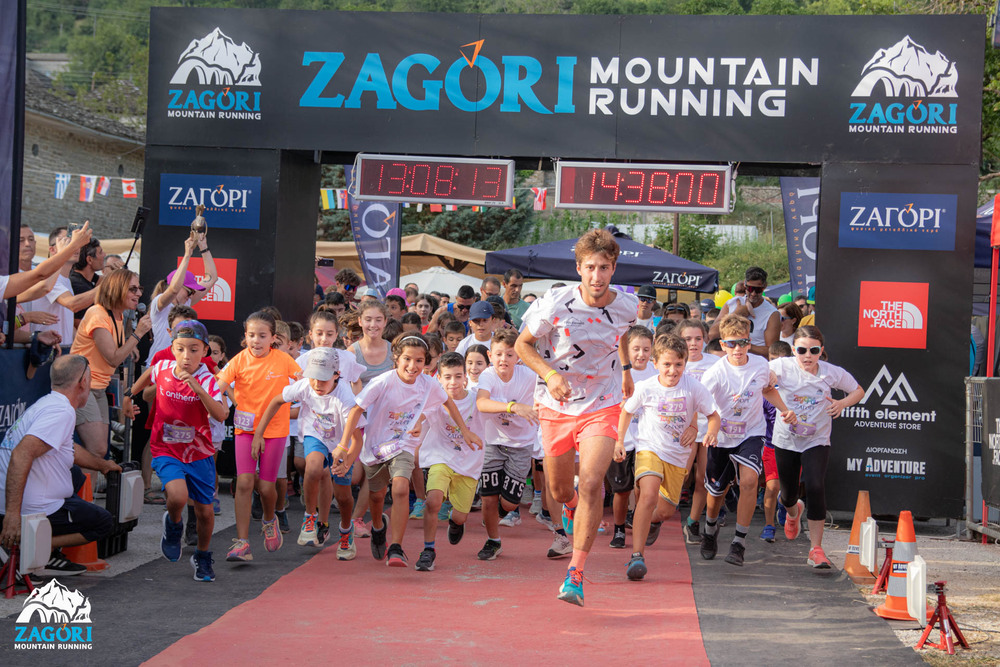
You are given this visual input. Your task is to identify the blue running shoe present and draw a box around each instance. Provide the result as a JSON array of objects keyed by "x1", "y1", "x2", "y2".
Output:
[
  {"x1": 760, "y1": 524, "x2": 776, "y2": 543},
  {"x1": 557, "y1": 566, "x2": 585, "y2": 606},
  {"x1": 191, "y1": 550, "x2": 215, "y2": 582},
  {"x1": 626, "y1": 553, "x2": 647, "y2": 581},
  {"x1": 562, "y1": 504, "x2": 575, "y2": 536},
  {"x1": 161, "y1": 511, "x2": 183, "y2": 562},
  {"x1": 776, "y1": 503, "x2": 787, "y2": 527},
  {"x1": 438, "y1": 500, "x2": 452, "y2": 522}
]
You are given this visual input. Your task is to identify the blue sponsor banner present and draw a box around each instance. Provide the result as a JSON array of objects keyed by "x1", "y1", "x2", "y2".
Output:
[
  {"x1": 780, "y1": 177, "x2": 820, "y2": 299},
  {"x1": 344, "y1": 165, "x2": 401, "y2": 298},
  {"x1": 158, "y1": 173, "x2": 261, "y2": 229},
  {"x1": 838, "y1": 191, "x2": 957, "y2": 251}
]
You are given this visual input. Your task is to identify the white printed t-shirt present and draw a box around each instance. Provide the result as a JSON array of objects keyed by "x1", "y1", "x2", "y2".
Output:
[
  {"x1": 476, "y1": 365, "x2": 537, "y2": 448},
  {"x1": 420, "y1": 391, "x2": 486, "y2": 479},
  {"x1": 355, "y1": 370, "x2": 447, "y2": 466},
  {"x1": 700, "y1": 354, "x2": 773, "y2": 448},
  {"x1": 769, "y1": 357, "x2": 860, "y2": 453},
  {"x1": 522, "y1": 284, "x2": 638, "y2": 416},
  {"x1": 283, "y1": 378, "x2": 364, "y2": 452},
  {"x1": 686, "y1": 354, "x2": 720, "y2": 441},
  {"x1": 28, "y1": 273, "x2": 75, "y2": 343},
  {"x1": 456, "y1": 334, "x2": 492, "y2": 357},
  {"x1": 623, "y1": 374, "x2": 717, "y2": 468},
  {"x1": 295, "y1": 348, "x2": 364, "y2": 439},
  {"x1": 622, "y1": 364, "x2": 657, "y2": 452}
]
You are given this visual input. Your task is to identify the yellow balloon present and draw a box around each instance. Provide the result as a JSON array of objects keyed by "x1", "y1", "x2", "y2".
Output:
[{"x1": 714, "y1": 290, "x2": 733, "y2": 309}]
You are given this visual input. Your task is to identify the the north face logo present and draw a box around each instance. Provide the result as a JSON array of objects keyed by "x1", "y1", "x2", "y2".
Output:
[
  {"x1": 170, "y1": 27, "x2": 261, "y2": 87},
  {"x1": 852, "y1": 36, "x2": 957, "y2": 98}
]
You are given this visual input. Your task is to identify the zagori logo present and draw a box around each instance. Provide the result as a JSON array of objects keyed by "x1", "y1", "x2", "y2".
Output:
[
  {"x1": 160, "y1": 174, "x2": 261, "y2": 230},
  {"x1": 848, "y1": 36, "x2": 957, "y2": 135},
  {"x1": 167, "y1": 27, "x2": 261, "y2": 121},
  {"x1": 838, "y1": 192, "x2": 957, "y2": 252},
  {"x1": 862, "y1": 366, "x2": 917, "y2": 406},
  {"x1": 14, "y1": 579, "x2": 93, "y2": 649}
]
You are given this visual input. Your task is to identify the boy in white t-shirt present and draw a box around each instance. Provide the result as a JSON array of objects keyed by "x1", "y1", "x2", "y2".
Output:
[
  {"x1": 615, "y1": 335, "x2": 720, "y2": 581},
  {"x1": 415, "y1": 352, "x2": 486, "y2": 571},
  {"x1": 475, "y1": 329, "x2": 538, "y2": 560},
  {"x1": 455, "y1": 300, "x2": 499, "y2": 356},
  {"x1": 607, "y1": 325, "x2": 656, "y2": 549},
  {"x1": 698, "y1": 315, "x2": 794, "y2": 567}
]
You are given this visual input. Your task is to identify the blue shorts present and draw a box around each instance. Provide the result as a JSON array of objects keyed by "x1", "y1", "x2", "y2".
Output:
[
  {"x1": 152, "y1": 455, "x2": 216, "y2": 505},
  {"x1": 303, "y1": 435, "x2": 354, "y2": 486}
]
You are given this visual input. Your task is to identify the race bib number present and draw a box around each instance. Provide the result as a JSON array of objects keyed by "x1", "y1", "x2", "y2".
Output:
[
  {"x1": 234, "y1": 409, "x2": 255, "y2": 431},
  {"x1": 373, "y1": 439, "x2": 405, "y2": 463},
  {"x1": 162, "y1": 422, "x2": 196, "y2": 444},
  {"x1": 791, "y1": 421, "x2": 818, "y2": 437},
  {"x1": 658, "y1": 397, "x2": 686, "y2": 415},
  {"x1": 721, "y1": 418, "x2": 746, "y2": 437}
]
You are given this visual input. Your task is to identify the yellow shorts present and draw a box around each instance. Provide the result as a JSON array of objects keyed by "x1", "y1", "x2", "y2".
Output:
[
  {"x1": 426, "y1": 463, "x2": 478, "y2": 514},
  {"x1": 634, "y1": 450, "x2": 687, "y2": 506}
]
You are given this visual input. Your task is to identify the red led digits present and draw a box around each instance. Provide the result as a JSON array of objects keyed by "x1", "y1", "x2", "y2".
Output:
[
  {"x1": 557, "y1": 162, "x2": 730, "y2": 213},
  {"x1": 483, "y1": 167, "x2": 502, "y2": 199},
  {"x1": 356, "y1": 155, "x2": 513, "y2": 206},
  {"x1": 697, "y1": 173, "x2": 719, "y2": 206},
  {"x1": 622, "y1": 170, "x2": 645, "y2": 204},
  {"x1": 648, "y1": 171, "x2": 670, "y2": 204}
]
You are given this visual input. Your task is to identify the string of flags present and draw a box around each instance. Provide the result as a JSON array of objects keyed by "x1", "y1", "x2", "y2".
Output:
[
  {"x1": 54, "y1": 173, "x2": 137, "y2": 201},
  {"x1": 319, "y1": 188, "x2": 547, "y2": 212}
]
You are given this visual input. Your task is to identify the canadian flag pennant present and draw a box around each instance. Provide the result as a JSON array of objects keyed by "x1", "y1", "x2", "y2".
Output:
[
  {"x1": 445, "y1": 204, "x2": 457, "y2": 211},
  {"x1": 122, "y1": 178, "x2": 137, "y2": 198},
  {"x1": 54, "y1": 173, "x2": 71, "y2": 199},
  {"x1": 79, "y1": 175, "x2": 97, "y2": 202},
  {"x1": 97, "y1": 176, "x2": 111, "y2": 196},
  {"x1": 532, "y1": 187, "x2": 548, "y2": 210}
]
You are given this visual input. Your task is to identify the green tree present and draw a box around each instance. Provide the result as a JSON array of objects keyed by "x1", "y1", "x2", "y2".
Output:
[{"x1": 652, "y1": 219, "x2": 720, "y2": 264}]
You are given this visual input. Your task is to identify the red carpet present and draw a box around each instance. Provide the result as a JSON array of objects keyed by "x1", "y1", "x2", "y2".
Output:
[{"x1": 146, "y1": 512, "x2": 708, "y2": 665}]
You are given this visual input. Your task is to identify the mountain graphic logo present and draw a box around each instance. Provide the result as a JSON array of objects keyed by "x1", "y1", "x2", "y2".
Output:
[
  {"x1": 16, "y1": 579, "x2": 92, "y2": 625},
  {"x1": 852, "y1": 36, "x2": 957, "y2": 98},
  {"x1": 170, "y1": 27, "x2": 261, "y2": 87},
  {"x1": 862, "y1": 365, "x2": 917, "y2": 407}
]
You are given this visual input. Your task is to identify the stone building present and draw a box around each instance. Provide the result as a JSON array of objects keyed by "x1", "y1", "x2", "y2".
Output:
[{"x1": 22, "y1": 68, "x2": 144, "y2": 240}]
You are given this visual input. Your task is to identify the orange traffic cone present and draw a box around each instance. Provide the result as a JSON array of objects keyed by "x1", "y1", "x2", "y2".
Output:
[
  {"x1": 845, "y1": 490, "x2": 876, "y2": 585},
  {"x1": 62, "y1": 473, "x2": 109, "y2": 572},
  {"x1": 875, "y1": 511, "x2": 930, "y2": 621}
]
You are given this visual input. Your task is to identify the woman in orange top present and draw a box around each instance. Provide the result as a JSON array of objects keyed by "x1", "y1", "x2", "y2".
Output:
[
  {"x1": 216, "y1": 310, "x2": 300, "y2": 562},
  {"x1": 71, "y1": 269, "x2": 152, "y2": 461}
]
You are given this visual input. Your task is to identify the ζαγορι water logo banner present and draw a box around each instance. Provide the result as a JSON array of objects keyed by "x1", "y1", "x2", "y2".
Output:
[
  {"x1": 838, "y1": 191, "x2": 956, "y2": 251},
  {"x1": 159, "y1": 174, "x2": 261, "y2": 230}
]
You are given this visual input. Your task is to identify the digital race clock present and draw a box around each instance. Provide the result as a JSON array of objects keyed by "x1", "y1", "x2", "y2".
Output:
[
  {"x1": 354, "y1": 154, "x2": 515, "y2": 207},
  {"x1": 555, "y1": 162, "x2": 733, "y2": 214}
]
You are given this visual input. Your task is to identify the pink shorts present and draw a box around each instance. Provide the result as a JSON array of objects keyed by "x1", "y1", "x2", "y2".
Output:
[
  {"x1": 235, "y1": 432, "x2": 287, "y2": 483},
  {"x1": 539, "y1": 404, "x2": 621, "y2": 458},
  {"x1": 762, "y1": 445, "x2": 779, "y2": 482}
]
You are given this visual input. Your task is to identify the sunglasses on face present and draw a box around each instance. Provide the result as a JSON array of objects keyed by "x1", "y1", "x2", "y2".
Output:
[
  {"x1": 744, "y1": 284, "x2": 765, "y2": 294},
  {"x1": 638, "y1": 297, "x2": 656, "y2": 304},
  {"x1": 665, "y1": 305, "x2": 686, "y2": 313},
  {"x1": 455, "y1": 303, "x2": 470, "y2": 312},
  {"x1": 342, "y1": 284, "x2": 356, "y2": 292},
  {"x1": 128, "y1": 285, "x2": 144, "y2": 295},
  {"x1": 780, "y1": 315, "x2": 792, "y2": 321},
  {"x1": 796, "y1": 346, "x2": 822, "y2": 355},
  {"x1": 721, "y1": 338, "x2": 751, "y2": 348}
]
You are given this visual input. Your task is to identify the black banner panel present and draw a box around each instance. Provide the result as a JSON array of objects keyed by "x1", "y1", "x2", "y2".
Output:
[
  {"x1": 819, "y1": 162, "x2": 978, "y2": 517},
  {"x1": 981, "y1": 379, "x2": 1000, "y2": 507},
  {"x1": 147, "y1": 9, "x2": 984, "y2": 165}
]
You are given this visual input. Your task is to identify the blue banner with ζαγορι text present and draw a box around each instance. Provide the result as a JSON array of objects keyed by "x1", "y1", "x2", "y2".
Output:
[{"x1": 780, "y1": 177, "x2": 820, "y2": 299}]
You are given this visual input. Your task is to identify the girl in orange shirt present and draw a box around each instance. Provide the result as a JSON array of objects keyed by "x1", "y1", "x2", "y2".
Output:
[{"x1": 217, "y1": 311, "x2": 300, "y2": 562}]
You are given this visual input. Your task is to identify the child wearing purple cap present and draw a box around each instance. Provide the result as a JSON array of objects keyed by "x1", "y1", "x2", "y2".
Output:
[{"x1": 148, "y1": 231, "x2": 218, "y2": 357}]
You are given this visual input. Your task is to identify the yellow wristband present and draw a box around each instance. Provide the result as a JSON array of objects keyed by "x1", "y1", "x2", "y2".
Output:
[
  {"x1": 506, "y1": 401, "x2": 516, "y2": 413},
  {"x1": 543, "y1": 369, "x2": 558, "y2": 383}
]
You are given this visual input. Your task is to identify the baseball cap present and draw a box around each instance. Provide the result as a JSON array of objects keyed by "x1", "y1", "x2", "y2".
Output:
[
  {"x1": 469, "y1": 301, "x2": 494, "y2": 320},
  {"x1": 386, "y1": 287, "x2": 407, "y2": 300},
  {"x1": 166, "y1": 269, "x2": 205, "y2": 293},
  {"x1": 699, "y1": 298, "x2": 715, "y2": 311},
  {"x1": 356, "y1": 286, "x2": 377, "y2": 298},
  {"x1": 777, "y1": 293, "x2": 794, "y2": 306},
  {"x1": 171, "y1": 320, "x2": 209, "y2": 344},
  {"x1": 807, "y1": 285, "x2": 816, "y2": 305},
  {"x1": 637, "y1": 285, "x2": 657, "y2": 300},
  {"x1": 303, "y1": 347, "x2": 340, "y2": 381}
]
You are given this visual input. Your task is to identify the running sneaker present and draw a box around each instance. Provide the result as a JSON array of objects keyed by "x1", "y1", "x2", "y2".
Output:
[
  {"x1": 448, "y1": 519, "x2": 465, "y2": 545},
  {"x1": 471, "y1": 494, "x2": 482, "y2": 511},
  {"x1": 39, "y1": 549, "x2": 86, "y2": 577},
  {"x1": 776, "y1": 503, "x2": 787, "y2": 527},
  {"x1": 353, "y1": 517, "x2": 371, "y2": 538},
  {"x1": 438, "y1": 500, "x2": 453, "y2": 522},
  {"x1": 477, "y1": 539, "x2": 503, "y2": 561},
  {"x1": 784, "y1": 500, "x2": 805, "y2": 541},
  {"x1": 807, "y1": 546, "x2": 833, "y2": 569},
  {"x1": 370, "y1": 513, "x2": 389, "y2": 560},
  {"x1": 562, "y1": 504, "x2": 575, "y2": 535},
  {"x1": 529, "y1": 493, "x2": 543, "y2": 515},
  {"x1": 625, "y1": 509, "x2": 634, "y2": 529},
  {"x1": 298, "y1": 513, "x2": 318, "y2": 547},
  {"x1": 191, "y1": 550, "x2": 216, "y2": 582},
  {"x1": 683, "y1": 520, "x2": 700, "y2": 545},
  {"x1": 409, "y1": 499, "x2": 426, "y2": 520},
  {"x1": 415, "y1": 548, "x2": 436, "y2": 572},
  {"x1": 557, "y1": 567, "x2": 584, "y2": 606},
  {"x1": 700, "y1": 531, "x2": 718, "y2": 560},
  {"x1": 251, "y1": 490, "x2": 263, "y2": 521},
  {"x1": 275, "y1": 509, "x2": 290, "y2": 534},
  {"x1": 536, "y1": 512, "x2": 555, "y2": 531},
  {"x1": 724, "y1": 542, "x2": 745, "y2": 567},
  {"x1": 499, "y1": 510, "x2": 522, "y2": 528},
  {"x1": 645, "y1": 522, "x2": 662, "y2": 547},
  {"x1": 161, "y1": 512, "x2": 184, "y2": 562},
  {"x1": 756, "y1": 487, "x2": 765, "y2": 511},
  {"x1": 262, "y1": 516, "x2": 283, "y2": 552},
  {"x1": 725, "y1": 486, "x2": 740, "y2": 513},
  {"x1": 336, "y1": 524, "x2": 356, "y2": 560},
  {"x1": 717, "y1": 507, "x2": 727, "y2": 527},
  {"x1": 610, "y1": 527, "x2": 627, "y2": 549},
  {"x1": 226, "y1": 538, "x2": 252, "y2": 562},
  {"x1": 184, "y1": 515, "x2": 198, "y2": 547},
  {"x1": 760, "y1": 524, "x2": 776, "y2": 543},
  {"x1": 386, "y1": 544, "x2": 408, "y2": 567},
  {"x1": 626, "y1": 553, "x2": 647, "y2": 581},
  {"x1": 547, "y1": 532, "x2": 572, "y2": 559},
  {"x1": 316, "y1": 521, "x2": 330, "y2": 547},
  {"x1": 213, "y1": 494, "x2": 221, "y2": 516}
]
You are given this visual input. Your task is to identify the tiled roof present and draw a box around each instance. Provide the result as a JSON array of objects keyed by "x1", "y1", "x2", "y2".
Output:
[{"x1": 24, "y1": 69, "x2": 145, "y2": 143}]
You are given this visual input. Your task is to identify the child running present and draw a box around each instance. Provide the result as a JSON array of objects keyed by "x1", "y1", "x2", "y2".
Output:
[
  {"x1": 475, "y1": 329, "x2": 539, "y2": 560},
  {"x1": 464, "y1": 345, "x2": 489, "y2": 392},
  {"x1": 339, "y1": 333, "x2": 482, "y2": 567},
  {"x1": 415, "y1": 352, "x2": 486, "y2": 571},
  {"x1": 698, "y1": 314, "x2": 794, "y2": 567},
  {"x1": 216, "y1": 311, "x2": 301, "y2": 562},
  {"x1": 615, "y1": 334, "x2": 720, "y2": 580},
  {"x1": 132, "y1": 320, "x2": 227, "y2": 581}
]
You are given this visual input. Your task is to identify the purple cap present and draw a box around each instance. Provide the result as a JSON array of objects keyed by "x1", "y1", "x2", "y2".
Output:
[
  {"x1": 386, "y1": 287, "x2": 407, "y2": 300},
  {"x1": 166, "y1": 269, "x2": 205, "y2": 293}
]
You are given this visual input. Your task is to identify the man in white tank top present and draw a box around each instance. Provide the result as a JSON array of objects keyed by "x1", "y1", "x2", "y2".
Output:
[{"x1": 710, "y1": 266, "x2": 779, "y2": 358}]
